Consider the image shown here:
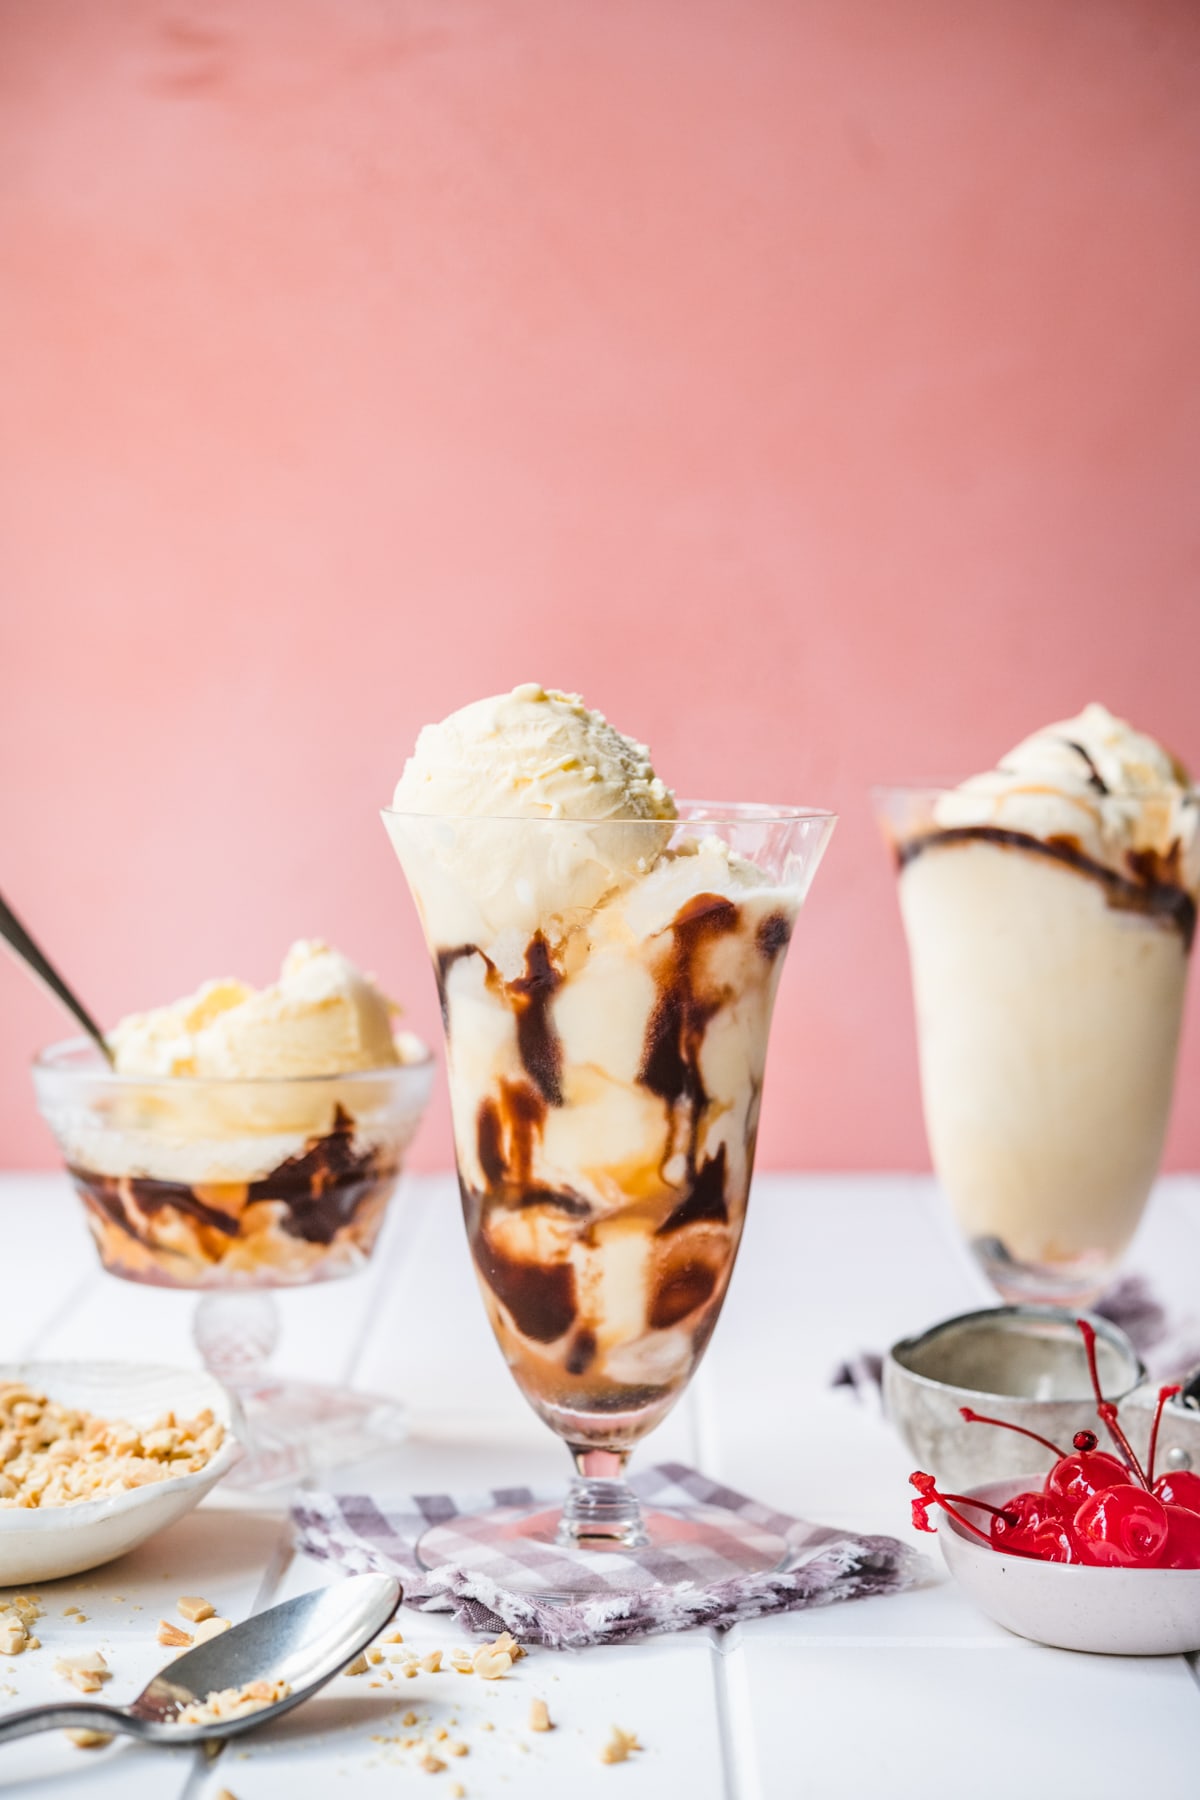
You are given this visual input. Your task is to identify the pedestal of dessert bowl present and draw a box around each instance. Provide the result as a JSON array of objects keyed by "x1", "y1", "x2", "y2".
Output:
[
  {"x1": 385, "y1": 800, "x2": 836, "y2": 1595},
  {"x1": 874, "y1": 785, "x2": 1197, "y2": 1306},
  {"x1": 33, "y1": 1037, "x2": 434, "y2": 1492}
]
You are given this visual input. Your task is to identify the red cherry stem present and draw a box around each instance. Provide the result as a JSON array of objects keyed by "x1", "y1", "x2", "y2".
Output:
[
  {"x1": 1077, "y1": 1317, "x2": 1150, "y2": 1489},
  {"x1": 959, "y1": 1406, "x2": 1064, "y2": 1457},
  {"x1": 1147, "y1": 1384, "x2": 1182, "y2": 1489},
  {"x1": 940, "y1": 1490, "x2": 1019, "y2": 1522},
  {"x1": 909, "y1": 1473, "x2": 994, "y2": 1545},
  {"x1": 908, "y1": 1474, "x2": 1048, "y2": 1560}
]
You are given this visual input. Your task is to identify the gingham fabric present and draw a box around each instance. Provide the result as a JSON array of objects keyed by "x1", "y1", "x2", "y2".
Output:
[{"x1": 290, "y1": 1461, "x2": 927, "y2": 1649}]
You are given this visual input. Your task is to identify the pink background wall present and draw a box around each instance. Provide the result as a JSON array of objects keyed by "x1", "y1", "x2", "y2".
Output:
[{"x1": 3, "y1": 0, "x2": 1200, "y2": 1174}]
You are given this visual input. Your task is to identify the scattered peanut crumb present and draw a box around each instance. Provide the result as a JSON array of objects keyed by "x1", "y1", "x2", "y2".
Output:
[
  {"x1": 0, "y1": 1595, "x2": 43, "y2": 1657},
  {"x1": 63, "y1": 1605, "x2": 80, "y2": 1617},
  {"x1": 177, "y1": 1595, "x2": 215, "y2": 1623},
  {"x1": 215, "y1": 1791, "x2": 240, "y2": 1800},
  {"x1": 72, "y1": 1614, "x2": 88, "y2": 1624},
  {"x1": 421, "y1": 1651, "x2": 442, "y2": 1673},
  {"x1": 344, "y1": 1653, "x2": 370, "y2": 1677},
  {"x1": 382, "y1": 1629, "x2": 404, "y2": 1643},
  {"x1": 472, "y1": 1645, "x2": 512, "y2": 1681},
  {"x1": 404, "y1": 1664, "x2": 419, "y2": 1678},
  {"x1": 421, "y1": 1752, "x2": 446, "y2": 1773},
  {"x1": 402, "y1": 1710, "x2": 419, "y2": 1727},
  {"x1": 54, "y1": 1651, "x2": 110, "y2": 1694},
  {"x1": 175, "y1": 1678, "x2": 290, "y2": 1727},
  {"x1": 65, "y1": 1727, "x2": 113, "y2": 1750},
  {"x1": 190, "y1": 1617, "x2": 231, "y2": 1645},
  {"x1": 600, "y1": 1725, "x2": 641, "y2": 1765},
  {"x1": 157, "y1": 1620, "x2": 193, "y2": 1648},
  {"x1": 447, "y1": 1739, "x2": 468, "y2": 1757},
  {"x1": 367, "y1": 1647, "x2": 383, "y2": 1665},
  {"x1": 450, "y1": 1785, "x2": 465, "y2": 1800},
  {"x1": 529, "y1": 1697, "x2": 552, "y2": 1732},
  {"x1": 479, "y1": 1720, "x2": 494, "y2": 1732}
]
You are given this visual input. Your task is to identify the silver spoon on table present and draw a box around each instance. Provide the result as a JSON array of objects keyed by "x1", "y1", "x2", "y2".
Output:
[
  {"x1": 0, "y1": 887, "x2": 113, "y2": 1064},
  {"x1": 0, "y1": 1573, "x2": 401, "y2": 1747}
]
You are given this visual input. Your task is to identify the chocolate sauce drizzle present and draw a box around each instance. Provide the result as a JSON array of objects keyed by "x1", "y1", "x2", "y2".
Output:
[
  {"x1": 639, "y1": 893, "x2": 739, "y2": 1234},
  {"x1": 898, "y1": 825, "x2": 1196, "y2": 950},
  {"x1": 1061, "y1": 739, "x2": 1110, "y2": 795},
  {"x1": 509, "y1": 934, "x2": 564, "y2": 1105}
]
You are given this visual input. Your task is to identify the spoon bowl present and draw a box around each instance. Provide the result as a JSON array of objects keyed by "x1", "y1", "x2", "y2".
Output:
[{"x1": 0, "y1": 1574, "x2": 402, "y2": 1747}]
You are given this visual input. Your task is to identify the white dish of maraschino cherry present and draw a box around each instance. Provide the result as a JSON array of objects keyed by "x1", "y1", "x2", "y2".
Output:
[{"x1": 911, "y1": 1319, "x2": 1200, "y2": 1655}]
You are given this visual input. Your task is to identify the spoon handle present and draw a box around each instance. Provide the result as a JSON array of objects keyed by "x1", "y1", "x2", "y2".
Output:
[
  {"x1": 0, "y1": 889, "x2": 113, "y2": 1063},
  {"x1": 0, "y1": 1699, "x2": 137, "y2": 1745}
]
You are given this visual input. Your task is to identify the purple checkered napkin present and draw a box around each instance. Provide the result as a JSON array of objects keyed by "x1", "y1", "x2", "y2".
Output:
[{"x1": 291, "y1": 1461, "x2": 928, "y2": 1650}]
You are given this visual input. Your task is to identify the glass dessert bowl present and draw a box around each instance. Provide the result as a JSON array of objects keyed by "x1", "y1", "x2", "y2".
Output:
[
  {"x1": 384, "y1": 799, "x2": 834, "y2": 1588},
  {"x1": 34, "y1": 1036, "x2": 433, "y2": 1487}
]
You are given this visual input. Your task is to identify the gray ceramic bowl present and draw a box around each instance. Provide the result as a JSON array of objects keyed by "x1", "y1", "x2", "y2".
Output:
[{"x1": 884, "y1": 1306, "x2": 1146, "y2": 1489}]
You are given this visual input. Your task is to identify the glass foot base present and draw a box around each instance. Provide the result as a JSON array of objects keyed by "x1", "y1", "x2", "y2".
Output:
[
  {"x1": 224, "y1": 1380, "x2": 407, "y2": 1491},
  {"x1": 416, "y1": 1502, "x2": 792, "y2": 1598},
  {"x1": 971, "y1": 1235, "x2": 1113, "y2": 1307}
]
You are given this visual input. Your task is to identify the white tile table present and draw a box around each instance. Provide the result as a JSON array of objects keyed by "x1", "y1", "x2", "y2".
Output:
[{"x1": 2, "y1": 1171, "x2": 1199, "y2": 1798}]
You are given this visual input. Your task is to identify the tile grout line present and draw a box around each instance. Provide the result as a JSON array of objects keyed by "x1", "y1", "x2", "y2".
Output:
[{"x1": 336, "y1": 1173, "x2": 437, "y2": 1389}]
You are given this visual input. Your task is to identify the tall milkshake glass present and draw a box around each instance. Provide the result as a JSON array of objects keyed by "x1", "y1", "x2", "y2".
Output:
[
  {"x1": 384, "y1": 802, "x2": 834, "y2": 1590},
  {"x1": 877, "y1": 785, "x2": 1196, "y2": 1304}
]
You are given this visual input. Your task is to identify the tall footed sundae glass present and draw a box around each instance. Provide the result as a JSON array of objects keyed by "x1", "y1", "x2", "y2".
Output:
[{"x1": 383, "y1": 686, "x2": 834, "y2": 1590}]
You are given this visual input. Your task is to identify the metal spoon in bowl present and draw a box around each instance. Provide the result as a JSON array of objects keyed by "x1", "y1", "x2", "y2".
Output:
[
  {"x1": 0, "y1": 1573, "x2": 401, "y2": 1748},
  {"x1": 0, "y1": 887, "x2": 113, "y2": 1065}
]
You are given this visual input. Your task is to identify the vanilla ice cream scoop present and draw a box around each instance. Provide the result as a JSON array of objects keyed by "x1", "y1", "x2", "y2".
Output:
[
  {"x1": 935, "y1": 702, "x2": 1198, "y2": 884},
  {"x1": 392, "y1": 683, "x2": 677, "y2": 824},
  {"x1": 110, "y1": 942, "x2": 403, "y2": 1079},
  {"x1": 386, "y1": 684, "x2": 678, "y2": 943}
]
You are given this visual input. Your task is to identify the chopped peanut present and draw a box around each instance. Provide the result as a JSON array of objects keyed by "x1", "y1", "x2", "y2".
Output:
[
  {"x1": 529, "y1": 1697, "x2": 552, "y2": 1732},
  {"x1": 176, "y1": 1596, "x2": 215, "y2": 1623},
  {"x1": 65, "y1": 1728, "x2": 113, "y2": 1749},
  {"x1": 421, "y1": 1650, "x2": 442, "y2": 1673},
  {"x1": 600, "y1": 1725, "x2": 641, "y2": 1765},
  {"x1": 472, "y1": 1646, "x2": 512, "y2": 1681},
  {"x1": 0, "y1": 1386, "x2": 224, "y2": 1508},
  {"x1": 190, "y1": 1616, "x2": 231, "y2": 1644},
  {"x1": 54, "y1": 1651, "x2": 110, "y2": 1695},
  {"x1": 344, "y1": 1653, "x2": 370, "y2": 1677},
  {"x1": 157, "y1": 1620, "x2": 192, "y2": 1648}
]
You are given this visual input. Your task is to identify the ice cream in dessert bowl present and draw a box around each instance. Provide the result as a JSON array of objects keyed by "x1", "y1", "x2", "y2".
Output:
[
  {"x1": 34, "y1": 940, "x2": 433, "y2": 1289},
  {"x1": 877, "y1": 704, "x2": 1199, "y2": 1304},
  {"x1": 383, "y1": 683, "x2": 835, "y2": 1577}
]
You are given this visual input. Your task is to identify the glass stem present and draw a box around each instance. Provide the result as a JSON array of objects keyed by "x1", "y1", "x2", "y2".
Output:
[
  {"x1": 557, "y1": 1448, "x2": 649, "y2": 1550},
  {"x1": 192, "y1": 1292, "x2": 281, "y2": 1398}
]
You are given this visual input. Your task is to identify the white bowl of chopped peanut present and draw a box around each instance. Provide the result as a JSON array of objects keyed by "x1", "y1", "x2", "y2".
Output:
[{"x1": 0, "y1": 1361, "x2": 241, "y2": 1584}]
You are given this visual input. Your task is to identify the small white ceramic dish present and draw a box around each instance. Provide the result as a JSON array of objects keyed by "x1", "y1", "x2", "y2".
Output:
[
  {"x1": 938, "y1": 1477, "x2": 1200, "y2": 1656},
  {"x1": 0, "y1": 1362, "x2": 241, "y2": 1585}
]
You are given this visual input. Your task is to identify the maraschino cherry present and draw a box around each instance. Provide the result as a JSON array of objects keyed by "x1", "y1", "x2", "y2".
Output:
[{"x1": 908, "y1": 1318, "x2": 1200, "y2": 1570}]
